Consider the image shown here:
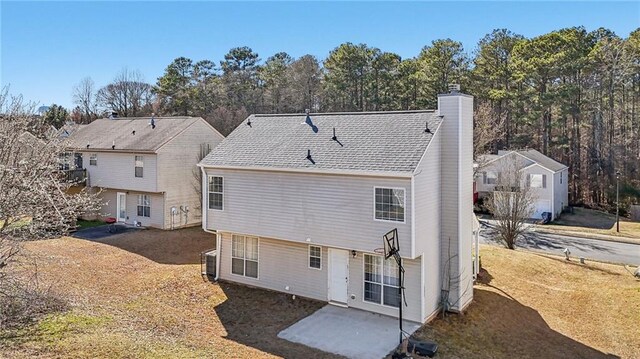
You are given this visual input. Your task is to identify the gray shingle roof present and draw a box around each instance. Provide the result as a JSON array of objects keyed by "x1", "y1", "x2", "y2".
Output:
[
  {"x1": 517, "y1": 149, "x2": 568, "y2": 172},
  {"x1": 65, "y1": 117, "x2": 203, "y2": 152},
  {"x1": 200, "y1": 111, "x2": 441, "y2": 174}
]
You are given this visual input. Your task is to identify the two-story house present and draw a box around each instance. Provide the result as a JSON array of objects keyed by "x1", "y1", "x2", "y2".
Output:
[
  {"x1": 199, "y1": 90, "x2": 474, "y2": 323},
  {"x1": 476, "y1": 149, "x2": 569, "y2": 220},
  {"x1": 66, "y1": 116, "x2": 224, "y2": 229}
]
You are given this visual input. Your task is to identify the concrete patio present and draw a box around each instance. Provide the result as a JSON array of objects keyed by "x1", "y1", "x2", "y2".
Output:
[{"x1": 278, "y1": 305, "x2": 421, "y2": 359}]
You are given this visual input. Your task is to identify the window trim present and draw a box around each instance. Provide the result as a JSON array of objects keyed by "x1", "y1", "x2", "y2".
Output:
[
  {"x1": 134, "y1": 155, "x2": 144, "y2": 178},
  {"x1": 372, "y1": 186, "x2": 407, "y2": 224},
  {"x1": 208, "y1": 175, "x2": 224, "y2": 211},
  {"x1": 89, "y1": 153, "x2": 97, "y2": 166},
  {"x1": 529, "y1": 173, "x2": 545, "y2": 188},
  {"x1": 230, "y1": 235, "x2": 259, "y2": 279},
  {"x1": 308, "y1": 245, "x2": 322, "y2": 270},
  {"x1": 136, "y1": 194, "x2": 151, "y2": 218},
  {"x1": 362, "y1": 253, "x2": 400, "y2": 309}
]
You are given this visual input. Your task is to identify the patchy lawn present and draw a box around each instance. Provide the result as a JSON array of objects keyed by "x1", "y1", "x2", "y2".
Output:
[
  {"x1": 0, "y1": 228, "x2": 338, "y2": 359},
  {"x1": 75, "y1": 219, "x2": 104, "y2": 230},
  {"x1": 412, "y1": 245, "x2": 640, "y2": 359},
  {"x1": 544, "y1": 207, "x2": 640, "y2": 242},
  {"x1": 2, "y1": 229, "x2": 638, "y2": 358}
]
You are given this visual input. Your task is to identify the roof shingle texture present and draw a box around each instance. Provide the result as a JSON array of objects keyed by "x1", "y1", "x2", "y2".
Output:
[
  {"x1": 66, "y1": 117, "x2": 200, "y2": 152},
  {"x1": 200, "y1": 111, "x2": 441, "y2": 173},
  {"x1": 517, "y1": 149, "x2": 568, "y2": 172}
]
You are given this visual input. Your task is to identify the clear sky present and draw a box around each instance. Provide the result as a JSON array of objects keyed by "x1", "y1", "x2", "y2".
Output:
[{"x1": 1, "y1": 1, "x2": 639, "y2": 109}]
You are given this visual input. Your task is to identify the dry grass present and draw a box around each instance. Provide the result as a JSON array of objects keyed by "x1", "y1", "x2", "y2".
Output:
[
  {"x1": 2, "y1": 228, "x2": 638, "y2": 358},
  {"x1": 413, "y1": 245, "x2": 640, "y2": 359},
  {"x1": 544, "y1": 207, "x2": 640, "y2": 242},
  {"x1": 0, "y1": 228, "x2": 338, "y2": 359}
]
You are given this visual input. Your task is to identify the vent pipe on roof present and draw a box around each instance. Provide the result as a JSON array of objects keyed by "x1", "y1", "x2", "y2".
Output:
[
  {"x1": 109, "y1": 112, "x2": 118, "y2": 119},
  {"x1": 86, "y1": 144, "x2": 90, "y2": 149},
  {"x1": 424, "y1": 121, "x2": 432, "y2": 134},
  {"x1": 132, "y1": 130, "x2": 136, "y2": 135},
  {"x1": 306, "y1": 149, "x2": 315, "y2": 164},
  {"x1": 247, "y1": 118, "x2": 252, "y2": 127},
  {"x1": 111, "y1": 140, "x2": 115, "y2": 150},
  {"x1": 149, "y1": 114, "x2": 156, "y2": 129}
]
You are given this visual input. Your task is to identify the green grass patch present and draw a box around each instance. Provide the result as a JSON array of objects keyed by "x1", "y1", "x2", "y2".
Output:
[
  {"x1": 76, "y1": 219, "x2": 104, "y2": 230},
  {"x1": 36, "y1": 313, "x2": 110, "y2": 341}
]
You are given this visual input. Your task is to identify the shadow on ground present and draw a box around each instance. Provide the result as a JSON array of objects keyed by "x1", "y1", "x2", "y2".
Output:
[
  {"x1": 214, "y1": 281, "x2": 343, "y2": 358},
  {"x1": 95, "y1": 227, "x2": 215, "y2": 265},
  {"x1": 412, "y1": 287, "x2": 619, "y2": 359}
]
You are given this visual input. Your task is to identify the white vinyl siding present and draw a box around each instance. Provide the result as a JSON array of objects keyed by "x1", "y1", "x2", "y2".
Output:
[
  {"x1": 205, "y1": 169, "x2": 412, "y2": 258},
  {"x1": 309, "y1": 245, "x2": 321, "y2": 269},
  {"x1": 374, "y1": 187, "x2": 405, "y2": 222},
  {"x1": 135, "y1": 156, "x2": 144, "y2": 178},
  {"x1": 77, "y1": 151, "x2": 158, "y2": 192},
  {"x1": 231, "y1": 235, "x2": 258, "y2": 278},
  {"x1": 208, "y1": 176, "x2": 223, "y2": 210}
]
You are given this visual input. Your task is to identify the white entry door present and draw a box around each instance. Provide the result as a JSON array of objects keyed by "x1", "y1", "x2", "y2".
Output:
[
  {"x1": 328, "y1": 248, "x2": 349, "y2": 305},
  {"x1": 116, "y1": 192, "x2": 127, "y2": 222}
]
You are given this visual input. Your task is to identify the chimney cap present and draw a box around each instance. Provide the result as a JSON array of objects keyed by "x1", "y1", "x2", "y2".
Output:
[{"x1": 448, "y1": 84, "x2": 461, "y2": 93}]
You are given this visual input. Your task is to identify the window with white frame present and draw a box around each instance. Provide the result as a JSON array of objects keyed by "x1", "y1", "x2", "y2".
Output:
[
  {"x1": 137, "y1": 194, "x2": 150, "y2": 217},
  {"x1": 135, "y1": 156, "x2": 144, "y2": 177},
  {"x1": 529, "y1": 174, "x2": 546, "y2": 188},
  {"x1": 89, "y1": 154, "x2": 97, "y2": 166},
  {"x1": 364, "y1": 254, "x2": 400, "y2": 307},
  {"x1": 374, "y1": 188, "x2": 405, "y2": 222},
  {"x1": 485, "y1": 171, "x2": 498, "y2": 185},
  {"x1": 208, "y1": 176, "x2": 223, "y2": 210},
  {"x1": 231, "y1": 235, "x2": 258, "y2": 278},
  {"x1": 309, "y1": 245, "x2": 321, "y2": 269}
]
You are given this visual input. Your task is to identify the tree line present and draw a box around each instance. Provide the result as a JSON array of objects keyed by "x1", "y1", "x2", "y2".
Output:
[{"x1": 65, "y1": 26, "x2": 640, "y2": 210}]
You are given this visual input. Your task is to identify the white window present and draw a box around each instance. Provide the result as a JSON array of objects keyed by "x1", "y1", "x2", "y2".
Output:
[
  {"x1": 137, "y1": 194, "x2": 150, "y2": 217},
  {"x1": 231, "y1": 235, "x2": 258, "y2": 278},
  {"x1": 374, "y1": 187, "x2": 405, "y2": 222},
  {"x1": 485, "y1": 171, "x2": 498, "y2": 185},
  {"x1": 135, "y1": 156, "x2": 144, "y2": 178},
  {"x1": 208, "y1": 176, "x2": 223, "y2": 210},
  {"x1": 529, "y1": 174, "x2": 546, "y2": 188},
  {"x1": 364, "y1": 254, "x2": 400, "y2": 307},
  {"x1": 309, "y1": 245, "x2": 321, "y2": 269},
  {"x1": 89, "y1": 154, "x2": 97, "y2": 166}
]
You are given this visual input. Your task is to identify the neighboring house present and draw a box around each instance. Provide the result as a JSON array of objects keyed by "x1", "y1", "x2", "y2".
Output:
[
  {"x1": 66, "y1": 116, "x2": 224, "y2": 229},
  {"x1": 199, "y1": 90, "x2": 474, "y2": 324},
  {"x1": 476, "y1": 149, "x2": 569, "y2": 220}
]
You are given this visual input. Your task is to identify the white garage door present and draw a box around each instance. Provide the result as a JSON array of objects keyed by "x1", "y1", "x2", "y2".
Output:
[{"x1": 532, "y1": 199, "x2": 551, "y2": 219}]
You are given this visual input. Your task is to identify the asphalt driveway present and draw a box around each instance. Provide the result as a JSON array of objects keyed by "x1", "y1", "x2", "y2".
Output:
[{"x1": 72, "y1": 224, "x2": 140, "y2": 240}]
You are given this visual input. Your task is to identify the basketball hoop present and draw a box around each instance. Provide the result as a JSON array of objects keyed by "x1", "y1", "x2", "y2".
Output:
[{"x1": 373, "y1": 247, "x2": 385, "y2": 255}]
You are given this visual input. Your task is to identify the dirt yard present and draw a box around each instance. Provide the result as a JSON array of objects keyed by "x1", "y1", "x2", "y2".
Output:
[
  {"x1": 545, "y1": 207, "x2": 640, "y2": 242},
  {"x1": 1, "y1": 228, "x2": 638, "y2": 358}
]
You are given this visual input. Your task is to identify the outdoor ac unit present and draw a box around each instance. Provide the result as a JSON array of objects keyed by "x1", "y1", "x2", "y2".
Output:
[{"x1": 202, "y1": 250, "x2": 217, "y2": 278}]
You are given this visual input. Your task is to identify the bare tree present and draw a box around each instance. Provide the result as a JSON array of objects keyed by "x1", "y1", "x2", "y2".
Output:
[
  {"x1": 486, "y1": 156, "x2": 536, "y2": 249},
  {"x1": 473, "y1": 101, "x2": 505, "y2": 176},
  {"x1": 72, "y1": 77, "x2": 98, "y2": 123},
  {"x1": 96, "y1": 68, "x2": 154, "y2": 117},
  {"x1": 0, "y1": 86, "x2": 101, "y2": 329}
]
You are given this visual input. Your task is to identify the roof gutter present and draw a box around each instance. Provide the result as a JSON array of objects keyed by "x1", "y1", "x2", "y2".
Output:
[{"x1": 196, "y1": 163, "x2": 413, "y2": 179}]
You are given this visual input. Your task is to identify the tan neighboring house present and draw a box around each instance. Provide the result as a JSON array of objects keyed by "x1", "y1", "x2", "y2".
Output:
[
  {"x1": 199, "y1": 90, "x2": 474, "y2": 324},
  {"x1": 476, "y1": 149, "x2": 569, "y2": 220},
  {"x1": 66, "y1": 116, "x2": 224, "y2": 229}
]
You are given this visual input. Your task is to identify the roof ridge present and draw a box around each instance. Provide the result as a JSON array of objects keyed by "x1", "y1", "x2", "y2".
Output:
[{"x1": 252, "y1": 110, "x2": 436, "y2": 117}]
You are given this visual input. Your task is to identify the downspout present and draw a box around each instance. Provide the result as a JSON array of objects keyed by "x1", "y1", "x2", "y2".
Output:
[{"x1": 200, "y1": 165, "x2": 219, "y2": 281}]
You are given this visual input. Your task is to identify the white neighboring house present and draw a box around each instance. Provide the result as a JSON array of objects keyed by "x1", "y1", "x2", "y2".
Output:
[
  {"x1": 199, "y1": 90, "x2": 475, "y2": 324},
  {"x1": 476, "y1": 149, "x2": 569, "y2": 221},
  {"x1": 65, "y1": 116, "x2": 224, "y2": 229}
]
